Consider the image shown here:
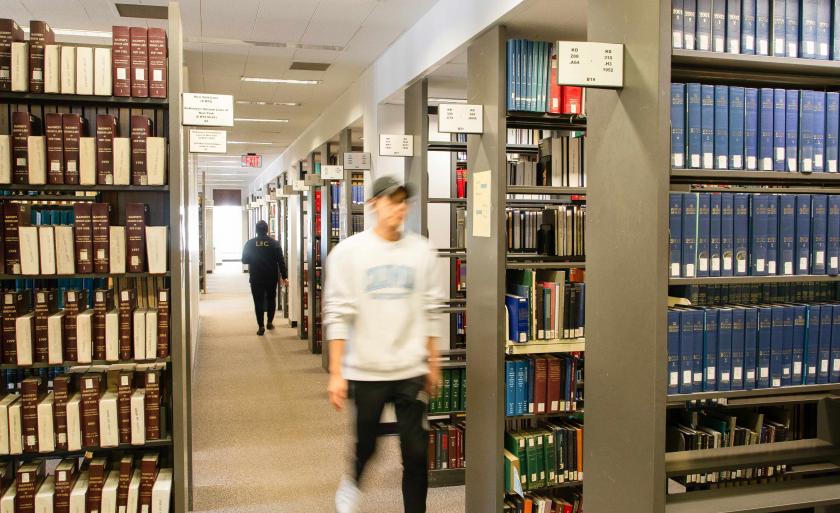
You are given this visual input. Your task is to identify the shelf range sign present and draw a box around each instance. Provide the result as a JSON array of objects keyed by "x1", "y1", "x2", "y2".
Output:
[
  {"x1": 555, "y1": 41, "x2": 624, "y2": 88},
  {"x1": 437, "y1": 104, "x2": 483, "y2": 134},
  {"x1": 183, "y1": 93, "x2": 234, "y2": 126},
  {"x1": 188, "y1": 129, "x2": 227, "y2": 154}
]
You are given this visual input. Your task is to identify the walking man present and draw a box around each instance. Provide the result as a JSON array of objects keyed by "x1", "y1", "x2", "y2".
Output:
[
  {"x1": 324, "y1": 176, "x2": 444, "y2": 513},
  {"x1": 242, "y1": 220, "x2": 288, "y2": 336}
]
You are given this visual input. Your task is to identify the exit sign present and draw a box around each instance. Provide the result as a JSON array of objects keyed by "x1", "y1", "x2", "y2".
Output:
[{"x1": 241, "y1": 154, "x2": 262, "y2": 168}]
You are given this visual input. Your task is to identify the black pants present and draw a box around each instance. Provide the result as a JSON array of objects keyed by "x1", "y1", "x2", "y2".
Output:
[
  {"x1": 249, "y1": 281, "x2": 276, "y2": 328},
  {"x1": 351, "y1": 377, "x2": 428, "y2": 513}
]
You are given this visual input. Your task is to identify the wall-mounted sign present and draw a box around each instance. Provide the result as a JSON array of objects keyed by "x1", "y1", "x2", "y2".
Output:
[
  {"x1": 555, "y1": 41, "x2": 624, "y2": 88},
  {"x1": 183, "y1": 93, "x2": 234, "y2": 126},
  {"x1": 438, "y1": 104, "x2": 484, "y2": 134},
  {"x1": 241, "y1": 154, "x2": 262, "y2": 168},
  {"x1": 304, "y1": 174, "x2": 323, "y2": 186},
  {"x1": 282, "y1": 185, "x2": 294, "y2": 195},
  {"x1": 343, "y1": 152, "x2": 371, "y2": 170},
  {"x1": 321, "y1": 165, "x2": 344, "y2": 180},
  {"x1": 379, "y1": 134, "x2": 414, "y2": 157},
  {"x1": 293, "y1": 180, "x2": 309, "y2": 192},
  {"x1": 188, "y1": 129, "x2": 227, "y2": 153}
]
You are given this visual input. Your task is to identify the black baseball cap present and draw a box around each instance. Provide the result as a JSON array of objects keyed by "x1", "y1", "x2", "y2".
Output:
[{"x1": 371, "y1": 176, "x2": 414, "y2": 199}]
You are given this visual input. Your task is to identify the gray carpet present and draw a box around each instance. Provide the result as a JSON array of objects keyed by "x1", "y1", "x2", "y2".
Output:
[{"x1": 191, "y1": 263, "x2": 466, "y2": 513}]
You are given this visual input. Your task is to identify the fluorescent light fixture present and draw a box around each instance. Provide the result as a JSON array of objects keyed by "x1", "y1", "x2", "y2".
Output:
[
  {"x1": 227, "y1": 141, "x2": 276, "y2": 145},
  {"x1": 241, "y1": 76, "x2": 321, "y2": 85},
  {"x1": 234, "y1": 117, "x2": 289, "y2": 123},
  {"x1": 236, "y1": 100, "x2": 300, "y2": 107},
  {"x1": 22, "y1": 27, "x2": 112, "y2": 39},
  {"x1": 429, "y1": 97, "x2": 468, "y2": 103}
]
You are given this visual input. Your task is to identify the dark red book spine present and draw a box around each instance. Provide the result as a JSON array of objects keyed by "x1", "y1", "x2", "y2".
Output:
[
  {"x1": 86, "y1": 461, "x2": 106, "y2": 513},
  {"x1": 80, "y1": 373, "x2": 102, "y2": 447},
  {"x1": 91, "y1": 203, "x2": 110, "y2": 273},
  {"x1": 534, "y1": 356, "x2": 548, "y2": 414},
  {"x1": 62, "y1": 114, "x2": 83, "y2": 185},
  {"x1": 3, "y1": 202, "x2": 27, "y2": 274},
  {"x1": 93, "y1": 289, "x2": 112, "y2": 360},
  {"x1": 148, "y1": 28, "x2": 167, "y2": 98},
  {"x1": 52, "y1": 376, "x2": 70, "y2": 451},
  {"x1": 112, "y1": 26, "x2": 131, "y2": 97},
  {"x1": 28, "y1": 21, "x2": 54, "y2": 93},
  {"x1": 12, "y1": 111, "x2": 34, "y2": 184},
  {"x1": 73, "y1": 203, "x2": 93, "y2": 274},
  {"x1": 96, "y1": 114, "x2": 116, "y2": 185},
  {"x1": 129, "y1": 27, "x2": 148, "y2": 97},
  {"x1": 117, "y1": 371, "x2": 133, "y2": 444},
  {"x1": 138, "y1": 457, "x2": 159, "y2": 509},
  {"x1": 0, "y1": 19, "x2": 24, "y2": 92},
  {"x1": 144, "y1": 368, "x2": 161, "y2": 440},
  {"x1": 125, "y1": 203, "x2": 148, "y2": 272},
  {"x1": 33, "y1": 290, "x2": 55, "y2": 363},
  {"x1": 118, "y1": 289, "x2": 136, "y2": 360},
  {"x1": 1, "y1": 292, "x2": 24, "y2": 364},
  {"x1": 45, "y1": 112, "x2": 64, "y2": 184},
  {"x1": 15, "y1": 464, "x2": 43, "y2": 513},
  {"x1": 130, "y1": 115, "x2": 151, "y2": 185},
  {"x1": 546, "y1": 356, "x2": 562, "y2": 413},
  {"x1": 53, "y1": 464, "x2": 77, "y2": 513},
  {"x1": 116, "y1": 457, "x2": 133, "y2": 510},
  {"x1": 62, "y1": 290, "x2": 81, "y2": 362},
  {"x1": 549, "y1": 45, "x2": 563, "y2": 114},
  {"x1": 156, "y1": 289, "x2": 170, "y2": 358},
  {"x1": 21, "y1": 377, "x2": 41, "y2": 452}
]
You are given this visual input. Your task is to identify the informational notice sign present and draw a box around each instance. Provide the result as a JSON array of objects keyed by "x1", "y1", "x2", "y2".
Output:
[
  {"x1": 188, "y1": 129, "x2": 227, "y2": 153},
  {"x1": 343, "y1": 152, "x2": 371, "y2": 170},
  {"x1": 379, "y1": 134, "x2": 414, "y2": 157},
  {"x1": 293, "y1": 180, "x2": 308, "y2": 192},
  {"x1": 183, "y1": 93, "x2": 234, "y2": 126},
  {"x1": 321, "y1": 165, "x2": 344, "y2": 179},
  {"x1": 555, "y1": 41, "x2": 624, "y2": 88},
  {"x1": 437, "y1": 104, "x2": 484, "y2": 134}
]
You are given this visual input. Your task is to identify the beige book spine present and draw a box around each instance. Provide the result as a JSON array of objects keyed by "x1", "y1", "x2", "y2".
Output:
[
  {"x1": 79, "y1": 137, "x2": 96, "y2": 185},
  {"x1": 145, "y1": 227, "x2": 168, "y2": 274},
  {"x1": 0, "y1": 135, "x2": 10, "y2": 184},
  {"x1": 130, "y1": 389, "x2": 145, "y2": 445},
  {"x1": 133, "y1": 308, "x2": 147, "y2": 359},
  {"x1": 146, "y1": 137, "x2": 165, "y2": 185},
  {"x1": 126, "y1": 469, "x2": 140, "y2": 513},
  {"x1": 145, "y1": 310, "x2": 157, "y2": 359},
  {"x1": 55, "y1": 225, "x2": 76, "y2": 274},
  {"x1": 47, "y1": 312, "x2": 64, "y2": 364},
  {"x1": 75, "y1": 46, "x2": 93, "y2": 95},
  {"x1": 27, "y1": 135, "x2": 46, "y2": 184},
  {"x1": 60, "y1": 45, "x2": 75, "y2": 93},
  {"x1": 15, "y1": 313, "x2": 34, "y2": 365},
  {"x1": 37, "y1": 392, "x2": 55, "y2": 452},
  {"x1": 76, "y1": 310, "x2": 94, "y2": 364},
  {"x1": 0, "y1": 395, "x2": 19, "y2": 454},
  {"x1": 65, "y1": 393, "x2": 82, "y2": 451},
  {"x1": 11, "y1": 42, "x2": 27, "y2": 92},
  {"x1": 44, "y1": 44, "x2": 60, "y2": 93},
  {"x1": 94, "y1": 47, "x2": 112, "y2": 96},
  {"x1": 105, "y1": 309, "x2": 120, "y2": 361},
  {"x1": 101, "y1": 470, "x2": 119, "y2": 513},
  {"x1": 9, "y1": 401, "x2": 22, "y2": 455},
  {"x1": 0, "y1": 483, "x2": 15, "y2": 513},
  {"x1": 38, "y1": 226, "x2": 56, "y2": 275},
  {"x1": 150, "y1": 468, "x2": 172, "y2": 513},
  {"x1": 98, "y1": 391, "x2": 119, "y2": 448},
  {"x1": 34, "y1": 475, "x2": 55, "y2": 513},
  {"x1": 20, "y1": 226, "x2": 40, "y2": 275},
  {"x1": 113, "y1": 137, "x2": 130, "y2": 185},
  {"x1": 109, "y1": 226, "x2": 126, "y2": 274},
  {"x1": 69, "y1": 471, "x2": 89, "y2": 513}
]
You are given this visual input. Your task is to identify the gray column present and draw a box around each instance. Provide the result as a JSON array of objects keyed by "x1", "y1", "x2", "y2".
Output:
[{"x1": 405, "y1": 78, "x2": 429, "y2": 236}]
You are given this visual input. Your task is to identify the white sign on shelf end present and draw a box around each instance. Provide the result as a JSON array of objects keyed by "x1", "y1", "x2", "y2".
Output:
[
  {"x1": 379, "y1": 134, "x2": 414, "y2": 157},
  {"x1": 188, "y1": 129, "x2": 227, "y2": 154},
  {"x1": 438, "y1": 104, "x2": 483, "y2": 134},
  {"x1": 183, "y1": 93, "x2": 235, "y2": 127},
  {"x1": 343, "y1": 152, "x2": 371, "y2": 170},
  {"x1": 321, "y1": 165, "x2": 344, "y2": 180},
  {"x1": 555, "y1": 41, "x2": 624, "y2": 89}
]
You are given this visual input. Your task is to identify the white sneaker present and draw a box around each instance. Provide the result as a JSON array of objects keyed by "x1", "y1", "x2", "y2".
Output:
[{"x1": 335, "y1": 475, "x2": 361, "y2": 513}]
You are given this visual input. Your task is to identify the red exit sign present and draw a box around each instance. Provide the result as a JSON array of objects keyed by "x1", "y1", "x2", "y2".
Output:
[{"x1": 241, "y1": 154, "x2": 262, "y2": 168}]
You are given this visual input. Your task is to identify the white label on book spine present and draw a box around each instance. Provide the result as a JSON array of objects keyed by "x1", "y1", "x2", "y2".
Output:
[
  {"x1": 732, "y1": 155, "x2": 742, "y2": 168},
  {"x1": 721, "y1": 372, "x2": 730, "y2": 382},
  {"x1": 747, "y1": 370, "x2": 755, "y2": 380},
  {"x1": 673, "y1": 32, "x2": 681, "y2": 48},
  {"x1": 717, "y1": 156, "x2": 726, "y2": 168},
  {"x1": 685, "y1": 264, "x2": 695, "y2": 277},
  {"x1": 670, "y1": 372, "x2": 678, "y2": 386},
  {"x1": 683, "y1": 370, "x2": 692, "y2": 384},
  {"x1": 747, "y1": 156, "x2": 757, "y2": 169},
  {"x1": 810, "y1": 365, "x2": 818, "y2": 375},
  {"x1": 686, "y1": 35, "x2": 695, "y2": 49},
  {"x1": 734, "y1": 367, "x2": 742, "y2": 380},
  {"x1": 800, "y1": 257, "x2": 808, "y2": 270},
  {"x1": 783, "y1": 367, "x2": 790, "y2": 376},
  {"x1": 703, "y1": 153, "x2": 713, "y2": 169},
  {"x1": 804, "y1": 158, "x2": 813, "y2": 172},
  {"x1": 706, "y1": 367, "x2": 715, "y2": 380},
  {"x1": 745, "y1": 35, "x2": 754, "y2": 50},
  {"x1": 776, "y1": 38, "x2": 785, "y2": 52},
  {"x1": 715, "y1": 38, "x2": 724, "y2": 52},
  {"x1": 759, "y1": 40, "x2": 768, "y2": 54},
  {"x1": 737, "y1": 260, "x2": 746, "y2": 273},
  {"x1": 760, "y1": 367, "x2": 769, "y2": 378},
  {"x1": 820, "y1": 43, "x2": 829, "y2": 57},
  {"x1": 829, "y1": 161, "x2": 837, "y2": 173},
  {"x1": 768, "y1": 261, "x2": 776, "y2": 274},
  {"x1": 817, "y1": 251, "x2": 825, "y2": 265},
  {"x1": 691, "y1": 154, "x2": 700, "y2": 168},
  {"x1": 762, "y1": 157, "x2": 772, "y2": 170},
  {"x1": 772, "y1": 378, "x2": 781, "y2": 387},
  {"x1": 785, "y1": 262, "x2": 793, "y2": 275},
  {"x1": 724, "y1": 256, "x2": 732, "y2": 270},
  {"x1": 670, "y1": 263, "x2": 680, "y2": 276},
  {"x1": 834, "y1": 359, "x2": 840, "y2": 372},
  {"x1": 788, "y1": 157, "x2": 797, "y2": 171},
  {"x1": 673, "y1": 153, "x2": 684, "y2": 167},
  {"x1": 693, "y1": 372, "x2": 701, "y2": 383},
  {"x1": 729, "y1": 40, "x2": 740, "y2": 53},
  {"x1": 699, "y1": 258, "x2": 708, "y2": 272},
  {"x1": 831, "y1": 257, "x2": 838, "y2": 269},
  {"x1": 794, "y1": 362, "x2": 802, "y2": 375},
  {"x1": 711, "y1": 257, "x2": 720, "y2": 271},
  {"x1": 699, "y1": 35, "x2": 709, "y2": 50},
  {"x1": 816, "y1": 154, "x2": 824, "y2": 168},
  {"x1": 805, "y1": 41, "x2": 815, "y2": 55},
  {"x1": 776, "y1": 147, "x2": 784, "y2": 161},
  {"x1": 756, "y1": 259, "x2": 765, "y2": 272}
]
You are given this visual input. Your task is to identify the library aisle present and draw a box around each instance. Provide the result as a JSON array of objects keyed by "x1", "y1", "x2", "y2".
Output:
[{"x1": 191, "y1": 263, "x2": 465, "y2": 512}]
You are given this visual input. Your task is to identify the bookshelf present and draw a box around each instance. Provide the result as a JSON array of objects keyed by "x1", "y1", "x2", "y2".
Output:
[
  {"x1": 295, "y1": 160, "x2": 308, "y2": 340},
  {"x1": 277, "y1": 176, "x2": 290, "y2": 324},
  {"x1": 305, "y1": 151, "x2": 322, "y2": 355},
  {"x1": 0, "y1": 2, "x2": 188, "y2": 512}
]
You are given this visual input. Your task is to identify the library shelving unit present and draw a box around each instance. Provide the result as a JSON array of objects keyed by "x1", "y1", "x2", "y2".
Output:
[
  {"x1": 305, "y1": 151, "x2": 323, "y2": 355},
  {"x1": 294, "y1": 159, "x2": 309, "y2": 341},
  {"x1": 0, "y1": 2, "x2": 189, "y2": 512},
  {"x1": 278, "y1": 176, "x2": 291, "y2": 323}
]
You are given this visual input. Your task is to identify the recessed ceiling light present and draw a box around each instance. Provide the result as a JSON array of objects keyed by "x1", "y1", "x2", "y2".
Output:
[
  {"x1": 22, "y1": 27, "x2": 112, "y2": 39},
  {"x1": 236, "y1": 100, "x2": 300, "y2": 107},
  {"x1": 235, "y1": 118, "x2": 289, "y2": 123},
  {"x1": 228, "y1": 141, "x2": 276, "y2": 145},
  {"x1": 429, "y1": 98, "x2": 468, "y2": 103},
  {"x1": 241, "y1": 76, "x2": 321, "y2": 85}
]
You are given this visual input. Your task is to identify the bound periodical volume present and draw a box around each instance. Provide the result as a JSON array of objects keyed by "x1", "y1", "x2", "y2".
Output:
[
  {"x1": 671, "y1": 281, "x2": 840, "y2": 305},
  {"x1": 428, "y1": 420, "x2": 465, "y2": 471},
  {"x1": 504, "y1": 490, "x2": 583, "y2": 513},
  {"x1": 673, "y1": 0, "x2": 840, "y2": 60},
  {"x1": 505, "y1": 421, "x2": 583, "y2": 491},
  {"x1": 505, "y1": 354, "x2": 582, "y2": 416},
  {"x1": 670, "y1": 192, "x2": 840, "y2": 278},
  {"x1": 671, "y1": 84, "x2": 839, "y2": 173},
  {"x1": 506, "y1": 269, "x2": 585, "y2": 343},
  {"x1": 506, "y1": 39, "x2": 585, "y2": 115},
  {"x1": 506, "y1": 206, "x2": 585, "y2": 257},
  {"x1": 667, "y1": 302, "x2": 840, "y2": 395},
  {"x1": 428, "y1": 368, "x2": 466, "y2": 413}
]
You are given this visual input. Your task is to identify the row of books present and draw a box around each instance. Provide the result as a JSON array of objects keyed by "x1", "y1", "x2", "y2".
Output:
[
  {"x1": 506, "y1": 269, "x2": 585, "y2": 343},
  {"x1": 670, "y1": 281, "x2": 840, "y2": 305},
  {"x1": 455, "y1": 257, "x2": 466, "y2": 292},
  {"x1": 672, "y1": 0, "x2": 840, "y2": 60},
  {"x1": 507, "y1": 129, "x2": 547, "y2": 146},
  {"x1": 537, "y1": 135, "x2": 586, "y2": 189},
  {"x1": 2, "y1": 286, "x2": 170, "y2": 366},
  {"x1": 0, "y1": 454, "x2": 171, "y2": 513},
  {"x1": 455, "y1": 167, "x2": 467, "y2": 199},
  {"x1": 0, "y1": 364, "x2": 165, "y2": 455},
  {"x1": 4, "y1": 202, "x2": 165, "y2": 276},
  {"x1": 505, "y1": 491, "x2": 583, "y2": 513},
  {"x1": 671, "y1": 84, "x2": 839, "y2": 173},
  {"x1": 351, "y1": 213, "x2": 364, "y2": 235},
  {"x1": 428, "y1": 367, "x2": 466, "y2": 413},
  {"x1": 506, "y1": 206, "x2": 586, "y2": 257},
  {"x1": 2, "y1": 368, "x2": 63, "y2": 394},
  {"x1": 351, "y1": 180, "x2": 364, "y2": 205},
  {"x1": 453, "y1": 311, "x2": 466, "y2": 348},
  {"x1": 667, "y1": 303, "x2": 840, "y2": 395},
  {"x1": 505, "y1": 421, "x2": 584, "y2": 492},
  {"x1": 504, "y1": 355, "x2": 582, "y2": 416},
  {"x1": 0, "y1": 19, "x2": 167, "y2": 97},
  {"x1": 2, "y1": 112, "x2": 167, "y2": 186},
  {"x1": 669, "y1": 193, "x2": 840, "y2": 278},
  {"x1": 506, "y1": 40, "x2": 585, "y2": 114},
  {"x1": 427, "y1": 420, "x2": 465, "y2": 471}
]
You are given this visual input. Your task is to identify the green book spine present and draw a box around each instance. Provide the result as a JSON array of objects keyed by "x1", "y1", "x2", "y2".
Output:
[
  {"x1": 544, "y1": 430, "x2": 556, "y2": 485},
  {"x1": 536, "y1": 432, "x2": 546, "y2": 488},
  {"x1": 460, "y1": 368, "x2": 467, "y2": 411},
  {"x1": 442, "y1": 369, "x2": 452, "y2": 412},
  {"x1": 451, "y1": 368, "x2": 461, "y2": 411},
  {"x1": 526, "y1": 432, "x2": 539, "y2": 491}
]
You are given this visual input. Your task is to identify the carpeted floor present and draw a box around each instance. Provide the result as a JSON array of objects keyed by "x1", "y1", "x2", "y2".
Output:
[{"x1": 190, "y1": 263, "x2": 465, "y2": 513}]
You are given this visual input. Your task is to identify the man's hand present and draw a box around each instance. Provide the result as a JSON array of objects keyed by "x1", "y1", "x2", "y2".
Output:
[
  {"x1": 425, "y1": 364, "x2": 441, "y2": 395},
  {"x1": 328, "y1": 374, "x2": 348, "y2": 411}
]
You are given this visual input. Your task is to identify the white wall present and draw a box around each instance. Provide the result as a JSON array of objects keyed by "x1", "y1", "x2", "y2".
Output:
[{"x1": 427, "y1": 114, "x2": 453, "y2": 348}]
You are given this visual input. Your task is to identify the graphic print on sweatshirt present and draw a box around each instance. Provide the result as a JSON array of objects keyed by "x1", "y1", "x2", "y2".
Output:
[{"x1": 365, "y1": 264, "x2": 415, "y2": 300}]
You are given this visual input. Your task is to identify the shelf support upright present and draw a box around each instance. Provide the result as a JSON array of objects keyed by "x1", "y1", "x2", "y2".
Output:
[
  {"x1": 464, "y1": 25, "x2": 508, "y2": 513},
  {"x1": 405, "y1": 78, "x2": 429, "y2": 236},
  {"x1": 296, "y1": 160, "x2": 307, "y2": 340},
  {"x1": 584, "y1": 1, "x2": 670, "y2": 512},
  {"x1": 307, "y1": 151, "x2": 320, "y2": 353},
  {"x1": 338, "y1": 129, "x2": 353, "y2": 240}
]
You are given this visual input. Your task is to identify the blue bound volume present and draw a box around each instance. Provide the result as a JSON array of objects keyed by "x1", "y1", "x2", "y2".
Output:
[
  {"x1": 772, "y1": 0, "x2": 787, "y2": 56},
  {"x1": 729, "y1": 86, "x2": 746, "y2": 169},
  {"x1": 507, "y1": 40, "x2": 514, "y2": 111},
  {"x1": 506, "y1": 294, "x2": 530, "y2": 343},
  {"x1": 770, "y1": 305, "x2": 785, "y2": 387},
  {"x1": 781, "y1": 305, "x2": 795, "y2": 386},
  {"x1": 714, "y1": 85, "x2": 729, "y2": 169},
  {"x1": 701, "y1": 85, "x2": 715, "y2": 169},
  {"x1": 826, "y1": 92, "x2": 839, "y2": 173},
  {"x1": 687, "y1": 83, "x2": 703, "y2": 169},
  {"x1": 697, "y1": 0, "x2": 713, "y2": 50},
  {"x1": 811, "y1": 194, "x2": 828, "y2": 274},
  {"x1": 731, "y1": 307, "x2": 746, "y2": 390},
  {"x1": 766, "y1": 195, "x2": 778, "y2": 275},
  {"x1": 801, "y1": 0, "x2": 818, "y2": 59},
  {"x1": 670, "y1": 193, "x2": 683, "y2": 277},
  {"x1": 800, "y1": 90, "x2": 815, "y2": 173},
  {"x1": 757, "y1": 306, "x2": 773, "y2": 388},
  {"x1": 744, "y1": 307, "x2": 759, "y2": 389},
  {"x1": 721, "y1": 193, "x2": 735, "y2": 275},
  {"x1": 505, "y1": 360, "x2": 516, "y2": 416},
  {"x1": 734, "y1": 193, "x2": 750, "y2": 275},
  {"x1": 814, "y1": 91, "x2": 826, "y2": 172},
  {"x1": 712, "y1": 0, "x2": 727, "y2": 51},
  {"x1": 742, "y1": 0, "x2": 757, "y2": 53},
  {"x1": 671, "y1": 84, "x2": 686, "y2": 168},
  {"x1": 831, "y1": 305, "x2": 840, "y2": 382},
  {"x1": 697, "y1": 193, "x2": 711, "y2": 277},
  {"x1": 773, "y1": 88, "x2": 786, "y2": 171},
  {"x1": 759, "y1": 88, "x2": 775, "y2": 171},
  {"x1": 785, "y1": 0, "x2": 801, "y2": 57},
  {"x1": 796, "y1": 194, "x2": 812, "y2": 274},
  {"x1": 684, "y1": 0, "x2": 698, "y2": 49},
  {"x1": 755, "y1": 0, "x2": 771, "y2": 54},
  {"x1": 682, "y1": 193, "x2": 699, "y2": 277},
  {"x1": 679, "y1": 309, "x2": 696, "y2": 393},
  {"x1": 668, "y1": 310, "x2": 681, "y2": 394},
  {"x1": 828, "y1": 195, "x2": 840, "y2": 275},
  {"x1": 704, "y1": 308, "x2": 719, "y2": 391},
  {"x1": 717, "y1": 308, "x2": 733, "y2": 391},
  {"x1": 727, "y1": 0, "x2": 742, "y2": 53},
  {"x1": 834, "y1": 0, "x2": 840, "y2": 60},
  {"x1": 779, "y1": 194, "x2": 796, "y2": 275},
  {"x1": 692, "y1": 310, "x2": 705, "y2": 392},
  {"x1": 750, "y1": 194, "x2": 769, "y2": 276},
  {"x1": 786, "y1": 90, "x2": 800, "y2": 172},
  {"x1": 793, "y1": 305, "x2": 807, "y2": 384},
  {"x1": 673, "y1": 0, "x2": 684, "y2": 48},
  {"x1": 818, "y1": 304, "x2": 833, "y2": 384},
  {"x1": 744, "y1": 88, "x2": 759, "y2": 170},
  {"x1": 710, "y1": 194, "x2": 722, "y2": 276},
  {"x1": 816, "y1": 0, "x2": 831, "y2": 59},
  {"x1": 527, "y1": 358, "x2": 535, "y2": 413},
  {"x1": 805, "y1": 305, "x2": 821, "y2": 384}
]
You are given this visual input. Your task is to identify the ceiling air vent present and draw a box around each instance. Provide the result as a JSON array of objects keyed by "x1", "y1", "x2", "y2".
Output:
[
  {"x1": 289, "y1": 62, "x2": 331, "y2": 72},
  {"x1": 115, "y1": 3, "x2": 168, "y2": 19}
]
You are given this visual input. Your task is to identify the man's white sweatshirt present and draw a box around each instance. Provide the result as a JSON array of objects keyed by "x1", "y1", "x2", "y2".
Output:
[{"x1": 323, "y1": 229, "x2": 444, "y2": 381}]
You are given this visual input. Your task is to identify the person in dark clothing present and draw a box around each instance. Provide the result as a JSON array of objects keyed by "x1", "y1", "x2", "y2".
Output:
[{"x1": 242, "y1": 220, "x2": 288, "y2": 336}]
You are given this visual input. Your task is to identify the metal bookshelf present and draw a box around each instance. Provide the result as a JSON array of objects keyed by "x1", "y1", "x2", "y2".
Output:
[
  {"x1": 305, "y1": 151, "x2": 323, "y2": 355},
  {"x1": 0, "y1": 3, "x2": 189, "y2": 511}
]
